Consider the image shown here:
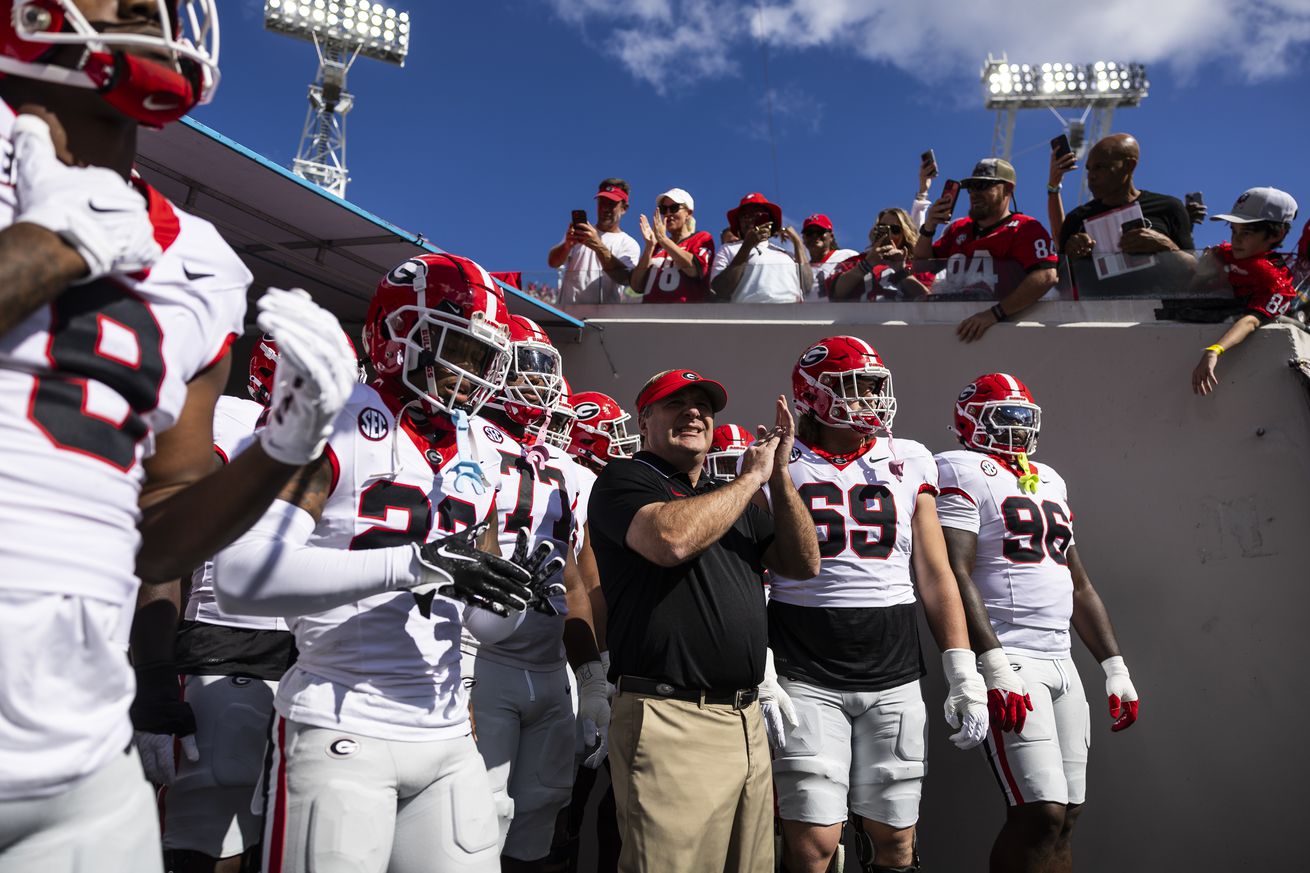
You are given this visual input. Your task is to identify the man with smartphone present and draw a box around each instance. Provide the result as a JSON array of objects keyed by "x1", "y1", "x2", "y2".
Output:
[
  {"x1": 1058, "y1": 134, "x2": 1194, "y2": 296},
  {"x1": 711, "y1": 193, "x2": 810, "y2": 303},
  {"x1": 914, "y1": 158, "x2": 1059, "y2": 342},
  {"x1": 550, "y1": 179, "x2": 642, "y2": 305}
]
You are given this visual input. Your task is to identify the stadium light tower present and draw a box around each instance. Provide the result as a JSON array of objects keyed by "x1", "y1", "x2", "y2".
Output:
[
  {"x1": 264, "y1": 0, "x2": 411, "y2": 198},
  {"x1": 981, "y1": 54, "x2": 1148, "y2": 203}
]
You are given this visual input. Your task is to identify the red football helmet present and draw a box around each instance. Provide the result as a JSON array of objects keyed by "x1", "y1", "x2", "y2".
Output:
[
  {"x1": 568, "y1": 391, "x2": 639, "y2": 467},
  {"x1": 954, "y1": 373, "x2": 1041, "y2": 457},
  {"x1": 362, "y1": 253, "x2": 512, "y2": 417},
  {"x1": 0, "y1": 1, "x2": 220, "y2": 126},
  {"x1": 704, "y1": 423, "x2": 752, "y2": 480},
  {"x1": 248, "y1": 327, "x2": 365, "y2": 407},
  {"x1": 793, "y1": 335, "x2": 895, "y2": 435},
  {"x1": 484, "y1": 315, "x2": 563, "y2": 427}
]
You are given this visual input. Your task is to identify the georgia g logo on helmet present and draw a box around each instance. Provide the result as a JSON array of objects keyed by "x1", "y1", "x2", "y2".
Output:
[
  {"x1": 572, "y1": 401, "x2": 602, "y2": 420},
  {"x1": 386, "y1": 258, "x2": 425, "y2": 288},
  {"x1": 958, "y1": 383, "x2": 978, "y2": 402},
  {"x1": 799, "y1": 345, "x2": 828, "y2": 368}
]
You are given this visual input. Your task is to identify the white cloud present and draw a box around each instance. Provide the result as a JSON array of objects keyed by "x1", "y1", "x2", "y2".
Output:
[{"x1": 542, "y1": 0, "x2": 1310, "y2": 89}]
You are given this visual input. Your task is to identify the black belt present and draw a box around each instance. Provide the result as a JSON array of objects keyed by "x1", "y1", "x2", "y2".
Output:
[{"x1": 616, "y1": 676, "x2": 758, "y2": 709}]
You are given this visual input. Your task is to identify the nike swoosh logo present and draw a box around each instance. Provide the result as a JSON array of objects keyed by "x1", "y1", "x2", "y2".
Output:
[
  {"x1": 88, "y1": 202, "x2": 131, "y2": 214},
  {"x1": 183, "y1": 267, "x2": 214, "y2": 281},
  {"x1": 434, "y1": 544, "x2": 477, "y2": 564},
  {"x1": 143, "y1": 94, "x2": 182, "y2": 112}
]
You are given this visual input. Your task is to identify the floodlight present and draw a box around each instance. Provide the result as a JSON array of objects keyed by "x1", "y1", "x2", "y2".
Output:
[{"x1": 264, "y1": 0, "x2": 412, "y2": 197}]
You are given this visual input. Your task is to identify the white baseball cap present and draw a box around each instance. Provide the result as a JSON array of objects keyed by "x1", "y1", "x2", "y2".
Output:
[
  {"x1": 1210, "y1": 187, "x2": 1298, "y2": 225},
  {"x1": 658, "y1": 188, "x2": 695, "y2": 212}
]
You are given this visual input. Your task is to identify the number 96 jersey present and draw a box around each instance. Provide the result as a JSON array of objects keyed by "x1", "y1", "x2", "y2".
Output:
[
  {"x1": 934, "y1": 450, "x2": 1075, "y2": 657},
  {"x1": 0, "y1": 99, "x2": 249, "y2": 609}
]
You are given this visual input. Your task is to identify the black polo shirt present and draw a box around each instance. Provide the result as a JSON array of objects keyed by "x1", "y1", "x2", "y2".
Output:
[
  {"x1": 588, "y1": 451, "x2": 774, "y2": 691},
  {"x1": 1060, "y1": 190, "x2": 1195, "y2": 297}
]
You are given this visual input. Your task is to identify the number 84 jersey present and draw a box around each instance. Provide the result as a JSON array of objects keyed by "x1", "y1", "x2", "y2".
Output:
[
  {"x1": 768, "y1": 437, "x2": 939, "y2": 608},
  {"x1": 934, "y1": 450, "x2": 1075, "y2": 653}
]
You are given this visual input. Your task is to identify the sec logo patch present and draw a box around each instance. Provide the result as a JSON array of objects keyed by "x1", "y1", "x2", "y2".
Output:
[
  {"x1": 789, "y1": 446, "x2": 802, "y2": 463},
  {"x1": 358, "y1": 408, "x2": 388, "y2": 441},
  {"x1": 981, "y1": 459, "x2": 999, "y2": 477},
  {"x1": 484, "y1": 426, "x2": 505, "y2": 444}
]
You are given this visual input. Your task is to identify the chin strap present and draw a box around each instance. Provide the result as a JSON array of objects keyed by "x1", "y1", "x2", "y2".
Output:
[
  {"x1": 1015, "y1": 451, "x2": 1040, "y2": 494},
  {"x1": 450, "y1": 408, "x2": 488, "y2": 495}
]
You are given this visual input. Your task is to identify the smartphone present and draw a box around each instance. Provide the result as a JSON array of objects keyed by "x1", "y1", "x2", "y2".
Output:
[
  {"x1": 571, "y1": 209, "x2": 588, "y2": 226},
  {"x1": 921, "y1": 149, "x2": 938, "y2": 177},
  {"x1": 1120, "y1": 218, "x2": 1147, "y2": 233},
  {"x1": 1051, "y1": 134, "x2": 1073, "y2": 158},
  {"x1": 1185, "y1": 191, "x2": 1204, "y2": 208},
  {"x1": 942, "y1": 179, "x2": 961, "y2": 214}
]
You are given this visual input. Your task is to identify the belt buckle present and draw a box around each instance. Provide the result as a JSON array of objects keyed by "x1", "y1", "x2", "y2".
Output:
[
  {"x1": 733, "y1": 688, "x2": 748, "y2": 709},
  {"x1": 656, "y1": 682, "x2": 676, "y2": 697}
]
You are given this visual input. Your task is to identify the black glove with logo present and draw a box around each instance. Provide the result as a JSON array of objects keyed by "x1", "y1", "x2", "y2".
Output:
[
  {"x1": 507, "y1": 529, "x2": 568, "y2": 616},
  {"x1": 413, "y1": 522, "x2": 533, "y2": 618}
]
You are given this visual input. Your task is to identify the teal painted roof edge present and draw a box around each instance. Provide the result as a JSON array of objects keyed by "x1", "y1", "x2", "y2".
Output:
[{"x1": 178, "y1": 116, "x2": 585, "y2": 329}]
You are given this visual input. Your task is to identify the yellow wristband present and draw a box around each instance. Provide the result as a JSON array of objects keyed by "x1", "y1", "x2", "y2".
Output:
[{"x1": 1204, "y1": 344, "x2": 1225, "y2": 356}]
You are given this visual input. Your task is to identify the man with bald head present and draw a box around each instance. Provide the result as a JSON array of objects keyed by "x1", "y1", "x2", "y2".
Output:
[{"x1": 1059, "y1": 135, "x2": 1194, "y2": 293}]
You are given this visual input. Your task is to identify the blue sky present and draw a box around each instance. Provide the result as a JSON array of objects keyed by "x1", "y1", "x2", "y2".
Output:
[{"x1": 194, "y1": 1, "x2": 1310, "y2": 279}]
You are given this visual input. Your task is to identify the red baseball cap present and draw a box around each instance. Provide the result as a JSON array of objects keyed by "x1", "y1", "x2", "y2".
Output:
[
  {"x1": 803, "y1": 213, "x2": 833, "y2": 232},
  {"x1": 636, "y1": 369, "x2": 728, "y2": 414},
  {"x1": 726, "y1": 192, "x2": 782, "y2": 230},
  {"x1": 596, "y1": 182, "x2": 629, "y2": 204}
]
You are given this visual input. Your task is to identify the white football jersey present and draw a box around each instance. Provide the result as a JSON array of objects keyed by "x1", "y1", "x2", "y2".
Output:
[
  {"x1": 184, "y1": 396, "x2": 289, "y2": 632},
  {"x1": 461, "y1": 423, "x2": 582, "y2": 671},
  {"x1": 572, "y1": 463, "x2": 598, "y2": 558},
  {"x1": 274, "y1": 384, "x2": 502, "y2": 741},
  {"x1": 808, "y1": 247, "x2": 860, "y2": 300},
  {"x1": 935, "y1": 450, "x2": 1076, "y2": 657},
  {"x1": 0, "y1": 99, "x2": 250, "y2": 610},
  {"x1": 767, "y1": 437, "x2": 938, "y2": 608}
]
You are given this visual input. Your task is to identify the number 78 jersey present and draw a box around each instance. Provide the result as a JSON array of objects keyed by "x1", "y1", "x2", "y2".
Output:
[{"x1": 934, "y1": 450, "x2": 1075, "y2": 639}]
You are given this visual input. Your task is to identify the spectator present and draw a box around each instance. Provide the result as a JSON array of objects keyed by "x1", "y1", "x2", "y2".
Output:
[
  {"x1": 914, "y1": 158, "x2": 1059, "y2": 342},
  {"x1": 801, "y1": 214, "x2": 860, "y2": 300},
  {"x1": 827, "y1": 208, "x2": 934, "y2": 301},
  {"x1": 588, "y1": 370, "x2": 819, "y2": 872},
  {"x1": 1059, "y1": 135, "x2": 1195, "y2": 296},
  {"x1": 1186, "y1": 193, "x2": 1208, "y2": 226},
  {"x1": 1190, "y1": 188, "x2": 1299, "y2": 396},
  {"x1": 711, "y1": 193, "x2": 811, "y2": 303},
  {"x1": 721, "y1": 226, "x2": 741, "y2": 245},
  {"x1": 1046, "y1": 141, "x2": 1079, "y2": 244},
  {"x1": 631, "y1": 188, "x2": 716, "y2": 304},
  {"x1": 550, "y1": 179, "x2": 641, "y2": 305}
]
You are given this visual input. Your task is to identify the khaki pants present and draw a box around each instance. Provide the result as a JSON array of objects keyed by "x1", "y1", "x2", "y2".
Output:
[{"x1": 609, "y1": 692, "x2": 773, "y2": 873}]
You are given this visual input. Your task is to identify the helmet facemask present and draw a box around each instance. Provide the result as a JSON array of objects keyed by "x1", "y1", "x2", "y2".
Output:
[
  {"x1": 384, "y1": 305, "x2": 509, "y2": 417},
  {"x1": 705, "y1": 450, "x2": 743, "y2": 480},
  {"x1": 494, "y1": 342, "x2": 563, "y2": 426},
  {"x1": 963, "y1": 400, "x2": 1041, "y2": 457},
  {"x1": 805, "y1": 367, "x2": 896, "y2": 435}
]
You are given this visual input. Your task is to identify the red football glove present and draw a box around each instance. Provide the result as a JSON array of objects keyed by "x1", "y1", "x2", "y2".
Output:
[
  {"x1": 978, "y1": 649, "x2": 1032, "y2": 734},
  {"x1": 1102, "y1": 656, "x2": 1139, "y2": 732}
]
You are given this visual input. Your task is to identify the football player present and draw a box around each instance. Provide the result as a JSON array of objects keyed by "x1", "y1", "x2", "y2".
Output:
[
  {"x1": 704, "y1": 423, "x2": 753, "y2": 481},
  {"x1": 936, "y1": 374, "x2": 1139, "y2": 873},
  {"x1": 462, "y1": 315, "x2": 610, "y2": 871},
  {"x1": 766, "y1": 335, "x2": 989, "y2": 873},
  {"x1": 0, "y1": 5, "x2": 357, "y2": 873},
  {"x1": 212, "y1": 253, "x2": 559, "y2": 873}
]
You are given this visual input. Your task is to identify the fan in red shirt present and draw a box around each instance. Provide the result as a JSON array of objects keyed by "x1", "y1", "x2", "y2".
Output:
[
  {"x1": 914, "y1": 158, "x2": 1060, "y2": 342},
  {"x1": 631, "y1": 188, "x2": 716, "y2": 303},
  {"x1": 1192, "y1": 187, "x2": 1300, "y2": 396}
]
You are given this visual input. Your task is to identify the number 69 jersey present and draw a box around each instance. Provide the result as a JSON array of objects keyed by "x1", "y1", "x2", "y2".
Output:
[
  {"x1": 934, "y1": 450, "x2": 1075, "y2": 658},
  {"x1": 273, "y1": 383, "x2": 502, "y2": 742},
  {"x1": 0, "y1": 101, "x2": 249, "y2": 609},
  {"x1": 460, "y1": 425, "x2": 582, "y2": 672},
  {"x1": 767, "y1": 437, "x2": 939, "y2": 609}
]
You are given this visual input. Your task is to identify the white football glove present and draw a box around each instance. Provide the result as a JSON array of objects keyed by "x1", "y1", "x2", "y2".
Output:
[
  {"x1": 12, "y1": 114, "x2": 161, "y2": 281},
  {"x1": 942, "y1": 648, "x2": 990, "y2": 750},
  {"x1": 979, "y1": 648, "x2": 1034, "y2": 734},
  {"x1": 255, "y1": 288, "x2": 358, "y2": 465},
  {"x1": 577, "y1": 660, "x2": 611, "y2": 770},
  {"x1": 1101, "y1": 655, "x2": 1140, "y2": 732},
  {"x1": 134, "y1": 730, "x2": 199, "y2": 787},
  {"x1": 758, "y1": 648, "x2": 799, "y2": 751}
]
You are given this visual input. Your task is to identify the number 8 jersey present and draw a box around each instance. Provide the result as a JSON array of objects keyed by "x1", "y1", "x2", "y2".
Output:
[
  {"x1": 934, "y1": 450, "x2": 1075, "y2": 658},
  {"x1": 0, "y1": 100, "x2": 249, "y2": 609}
]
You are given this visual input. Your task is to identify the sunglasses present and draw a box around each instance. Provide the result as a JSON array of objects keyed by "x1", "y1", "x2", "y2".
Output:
[
  {"x1": 657, "y1": 204, "x2": 683, "y2": 214},
  {"x1": 962, "y1": 180, "x2": 1003, "y2": 191},
  {"x1": 802, "y1": 227, "x2": 830, "y2": 237},
  {"x1": 875, "y1": 224, "x2": 904, "y2": 236}
]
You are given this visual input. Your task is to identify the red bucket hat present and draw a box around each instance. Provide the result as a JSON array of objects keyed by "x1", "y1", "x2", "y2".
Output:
[{"x1": 726, "y1": 192, "x2": 783, "y2": 231}]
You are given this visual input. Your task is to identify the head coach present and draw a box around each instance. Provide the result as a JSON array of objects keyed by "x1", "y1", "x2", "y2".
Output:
[{"x1": 587, "y1": 368, "x2": 820, "y2": 872}]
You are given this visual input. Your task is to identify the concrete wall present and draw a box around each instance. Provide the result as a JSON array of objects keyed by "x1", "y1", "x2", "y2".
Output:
[{"x1": 550, "y1": 301, "x2": 1310, "y2": 869}]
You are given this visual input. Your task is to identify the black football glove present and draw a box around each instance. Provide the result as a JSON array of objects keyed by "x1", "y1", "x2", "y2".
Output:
[
  {"x1": 413, "y1": 522, "x2": 533, "y2": 618},
  {"x1": 508, "y1": 529, "x2": 568, "y2": 616},
  {"x1": 130, "y1": 662, "x2": 198, "y2": 785}
]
